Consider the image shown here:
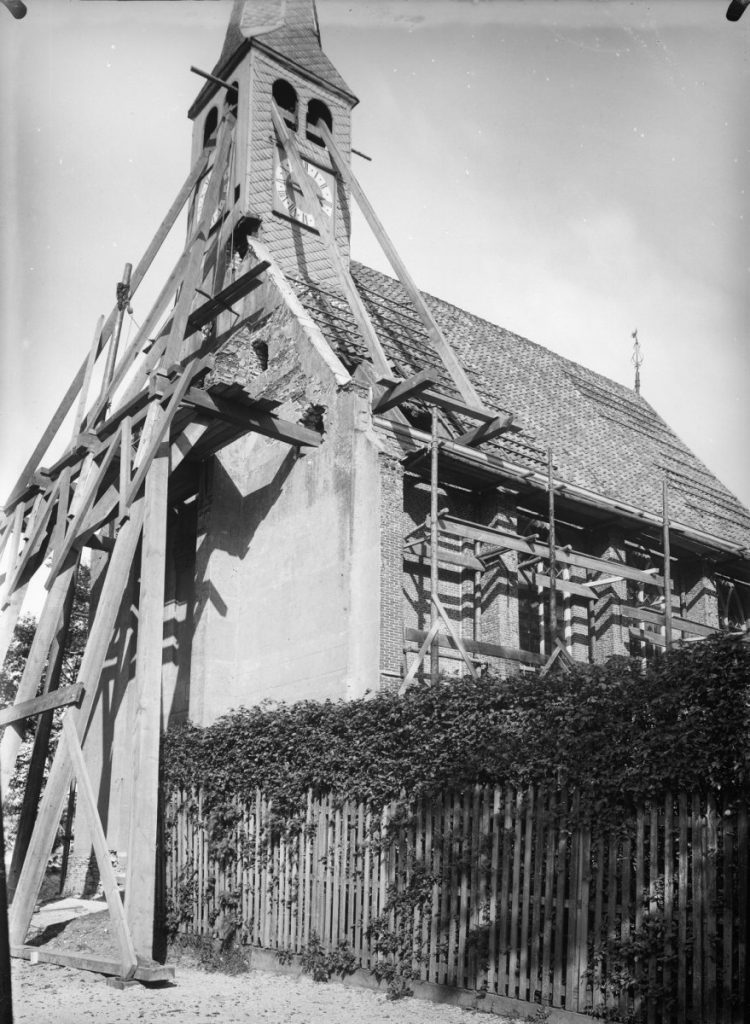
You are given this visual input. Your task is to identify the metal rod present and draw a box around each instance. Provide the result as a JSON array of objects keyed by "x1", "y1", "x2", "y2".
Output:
[
  {"x1": 663, "y1": 476, "x2": 673, "y2": 649},
  {"x1": 548, "y1": 448, "x2": 558, "y2": 655},
  {"x1": 99, "y1": 263, "x2": 132, "y2": 416},
  {"x1": 430, "y1": 408, "x2": 440, "y2": 684}
]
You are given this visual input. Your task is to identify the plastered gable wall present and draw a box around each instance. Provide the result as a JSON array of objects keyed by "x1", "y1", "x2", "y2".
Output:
[{"x1": 186, "y1": 285, "x2": 381, "y2": 725}]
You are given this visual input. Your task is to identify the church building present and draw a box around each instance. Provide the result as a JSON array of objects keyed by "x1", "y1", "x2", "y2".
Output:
[{"x1": 158, "y1": 0, "x2": 750, "y2": 728}]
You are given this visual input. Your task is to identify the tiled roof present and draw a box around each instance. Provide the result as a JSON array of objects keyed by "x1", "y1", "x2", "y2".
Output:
[{"x1": 292, "y1": 261, "x2": 750, "y2": 551}]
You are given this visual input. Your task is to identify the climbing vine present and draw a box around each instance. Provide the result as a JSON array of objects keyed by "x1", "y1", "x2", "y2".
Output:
[{"x1": 163, "y1": 635, "x2": 750, "y2": 829}]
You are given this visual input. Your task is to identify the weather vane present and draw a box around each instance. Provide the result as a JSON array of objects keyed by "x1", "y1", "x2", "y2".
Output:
[{"x1": 631, "y1": 329, "x2": 643, "y2": 395}]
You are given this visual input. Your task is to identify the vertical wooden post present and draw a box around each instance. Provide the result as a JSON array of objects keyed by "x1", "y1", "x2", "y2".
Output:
[
  {"x1": 548, "y1": 449, "x2": 557, "y2": 656},
  {"x1": 124, "y1": 443, "x2": 170, "y2": 957},
  {"x1": 662, "y1": 477, "x2": 673, "y2": 649},
  {"x1": 0, "y1": 765, "x2": 12, "y2": 1024},
  {"x1": 6, "y1": 574, "x2": 77, "y2": 898},
  {"x1": 430, "y1": 408, "x2": 440, "y2": 685}
]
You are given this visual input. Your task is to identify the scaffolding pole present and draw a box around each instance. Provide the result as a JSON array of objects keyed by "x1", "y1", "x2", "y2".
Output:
[
  {"x1": 548, "y1": 448, "x2": 558, "y2": 655},
  {"x1": 663, "y1": 476, "x2": 673, "y2": 649},
  {"x1": 430, "y1": 407, "x2": 440, "y2": 684}
]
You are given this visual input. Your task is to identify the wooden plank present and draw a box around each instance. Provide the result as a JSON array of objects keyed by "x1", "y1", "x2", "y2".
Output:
[
  {"x1": 487, "y1": 787, "x2": 501, "y2": 995},
  {"x1": 552, "y1": 787, "x2": 567, "y2": 1009},
  {"x1": 2, "y1": 481, "x2": 62, "y2": 603},
  {"x1": 519, "y1": 786, "x2": 534, "y2": 1002},
  {"x1": 72, "y1": 315, "x2": 105, "y2": 438},
  {"x1": 628, "y1": 626, "x2": 669, "y2": 650},
  {"x1": 692, "y1": 793, "x2": 704, "y2": 1023},
  {"x1": 566, "y1": 793, "x2": 581, "y2": 1012},
  {"x1": 737, "y1": 802, "x2": 748, "y2": 1024},
  {"x1": 720, "y1": 798, "x2": 733, "y2": 1024},
  {"x1": 705, "y1": 793, "x2": 718, "y2": 1022},
  {"x1": 63, "y1": 718, "x2": 137, "y2": 978},
  {"x1": 577, "y1": 825, "x2": 591, "y2": 1015},
  {"x1": 162, "y1": 118, "x2": 235, "y2": 368},
  {"x1": 0, "y1": 582, "x2": 28, "y2": 676},
  {"x1": 12, "y1": 944, "x2": 174, "y2": 981},
  {"x1": 432, "y1": 593, "x2": 478, "y2": 680},
  {"x1": 412, "y1": 389, "x2": 497, "y2": 425},
  {"x1": 185, "y1": 261, "x2": 270, "y2": 333},
  {"x1": 319, "y1": 120, "x2": 486, "y2": 409},
  {"x1": 440, "y1": 516, "x2": 666, "y2": 588},
  {"x1": 678, "y1": 796, "x2": 690, "y2": 1021},
  {"x1": 477, "y1": 788, "x2": 490, "y2": 992},
  {"x1": 541, "y1": 788, "x2": 556, "y2": 1008},
  {"x1": 621, "y1": 604, "x2": 716, "y2": 638},
  {"x1": 527, "y1": 571, "x2": 598, "y2": 602},
  {"x1": 437, "y1": 793, "x2": 451, "y2": 985},
  {"x1": 498, "y1": 787, "x2": 513, "y2": 997},
  {"x1": 9, "y1": 498, "x2": 145, "y2": 947},
  {"x1": 404, "y1": 542, "x2": 484, "y2": 572},
  {"x1": 508, "y1": 789, "x2": 522, "y2": 998},
  {"x1": 405, "y1": 627, "x2": 545, "y2": 667},
  {"x1": 530, "y1": 785, "x2": 544, "y2": 1004},
  {"x1": 455, "y1": 414, "x2": 519, "y2": 448},
  {"x1": 124, "y1": 440, "x2": 169, "y2": 958},
  {"x1": 648, "y1": 803, "x2": 658, "y2": 1024},
  {"x1": 591, "y1": 834, "x2": 605, "y2": 1016},
  {"x1": 633, "y1": 806, "x2": 645, "y2": 1022},
  {"x1": 181, "y1": 388, "x2": 322, "y2": 449},
  {"x1": 46, "y1": 434, "x2": 120, "y2": 583},
  {"x1": 272, "y1": 105, "x2": 392, "y2": 380},
  {"x1": 446, "y1": 793, "x2": 460, "y2": 987},
  {"x1": 0, "y1": 683, "x2": 83, "y2": 729},
  {"x1": 0, "y1": 563, "x2": 78, "y2": 797},
  {"x1": 372, "y1": 368, "x2": 441, "y2": 414},
  {"x1": 663, "y1": 795, "x2": 674, "y2": 1024},
  {"x1": 457, "y1": 792, "x2": 471, "y2": 987}
]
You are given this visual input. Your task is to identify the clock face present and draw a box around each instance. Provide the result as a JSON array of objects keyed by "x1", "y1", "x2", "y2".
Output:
[{"x1": 272, "y1": 146, "x2": 335, "y2": 230}]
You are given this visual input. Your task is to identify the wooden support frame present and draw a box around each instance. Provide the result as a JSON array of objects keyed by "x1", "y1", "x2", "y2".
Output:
[
  {"x1": 318, "y1": 119, "x2": 487, "y2": 410},
  {"x1": 182, "y1": 388, "x2": 322, "y2": 449},
  {"x1": 186, "y1": 261, "x2": 270, "y2": 333},
  {"x1": 5, "y1": 149, "x2": 210, "y2": 508},
  {"x1": 271, "y1": 102, "x2": 393, "y2": 380},
  {"x1": 454, "y1": 413, "x2": 518, "y2": 448},
  {"x1": 373, "y1": 368, "x2": 440, "y2": 414},
  {"x1": 0, "y1": 684, "x2": 84, "y2": 729},
  {"x1": 405, "y1": 628, "x2": 545, "y2": 669},
  {"x1": 440, "y1": 515, "x2": 666, "y2": 588}
]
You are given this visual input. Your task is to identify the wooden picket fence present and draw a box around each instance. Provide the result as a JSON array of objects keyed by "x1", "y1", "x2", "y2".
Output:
[{"x1": 163, "y1": 785, "x2": 748, "y2": 1022}]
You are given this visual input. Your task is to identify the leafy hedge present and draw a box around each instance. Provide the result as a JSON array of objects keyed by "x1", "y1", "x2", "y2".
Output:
[{"x1": 162, "y1": 635, "x2": 750, "y2": 823}]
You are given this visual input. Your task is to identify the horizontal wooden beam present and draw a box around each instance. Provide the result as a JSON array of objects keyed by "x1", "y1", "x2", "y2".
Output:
[
  {"x1": 405, "y1": 627, "x2": 545, "y2": 667},
  {"x1": 373, "y1": 369, "x2": 441, "y2": 414},
  {"x1": 440, "y1": 515, "x2": 666, "y2": 588},
  {"x1": 619, "y1": 604, "x2": 716, "y2": 638},
  {"x1": 403, "y1": 542, "x2": 484, "y2": 572},
  {"x1": 186, "y1": 261, "x2": 270, "y2": 334},
  {"x1": 182, "y1": 389, "x2": 322, "y2": 448},
  {"x1": 628, "y1": 627, "x2": 669, "y2": 650},
  {"x1": 525, "y1": 571, "x2": 598, "y2": 602},
  {"x1": 0, "y1": 683, "x2": 84, "y2": 728},
  {"x1": 454, "y1": 414, "x2": 520, "y2": 448},
  {"x1": 11, "y1": 945, "x2": 174, "y2": 982},
  {"x1": 417, "y1": 389, "x2": 497, "y2": 424}
]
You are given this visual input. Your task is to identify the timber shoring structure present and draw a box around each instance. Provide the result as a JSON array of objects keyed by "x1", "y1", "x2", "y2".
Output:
[{"x1": 0, "y1": 85, "x2": 743, "y2": 987}]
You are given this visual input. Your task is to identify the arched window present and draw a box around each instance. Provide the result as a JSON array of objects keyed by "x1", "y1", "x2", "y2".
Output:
[
  {"x1": 272, "y1": 79, "x2": 298, "y2": 129},
  {"x1": 306, "y1": 99, "x2": 332, "y2": 145},
  {"x1": 203, "y1": 106, "x2": 218, "y2": 147}
]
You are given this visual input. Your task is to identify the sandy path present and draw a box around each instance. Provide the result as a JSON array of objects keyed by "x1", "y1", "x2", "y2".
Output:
[{"x1": 11, "y1": 958, "x2": 528, "y2": 1024}]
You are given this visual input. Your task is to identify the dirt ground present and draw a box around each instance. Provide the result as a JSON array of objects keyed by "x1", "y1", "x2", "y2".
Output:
[
  {"x1": 11, "y1": 900, "x2": 531, "y2": 1024},
  {"x1": 11, "y1": 955, "x2": 532, "y2": 1024}
]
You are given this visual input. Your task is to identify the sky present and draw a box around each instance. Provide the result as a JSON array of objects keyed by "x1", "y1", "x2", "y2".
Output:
[{"x1": 0, "y1": 0, "x2": 748, "y2": 520}]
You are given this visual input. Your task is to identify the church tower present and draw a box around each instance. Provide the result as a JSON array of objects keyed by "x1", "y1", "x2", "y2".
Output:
[{"x1": 187, "y1": 0, "x2": 358, "y2": 286}]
